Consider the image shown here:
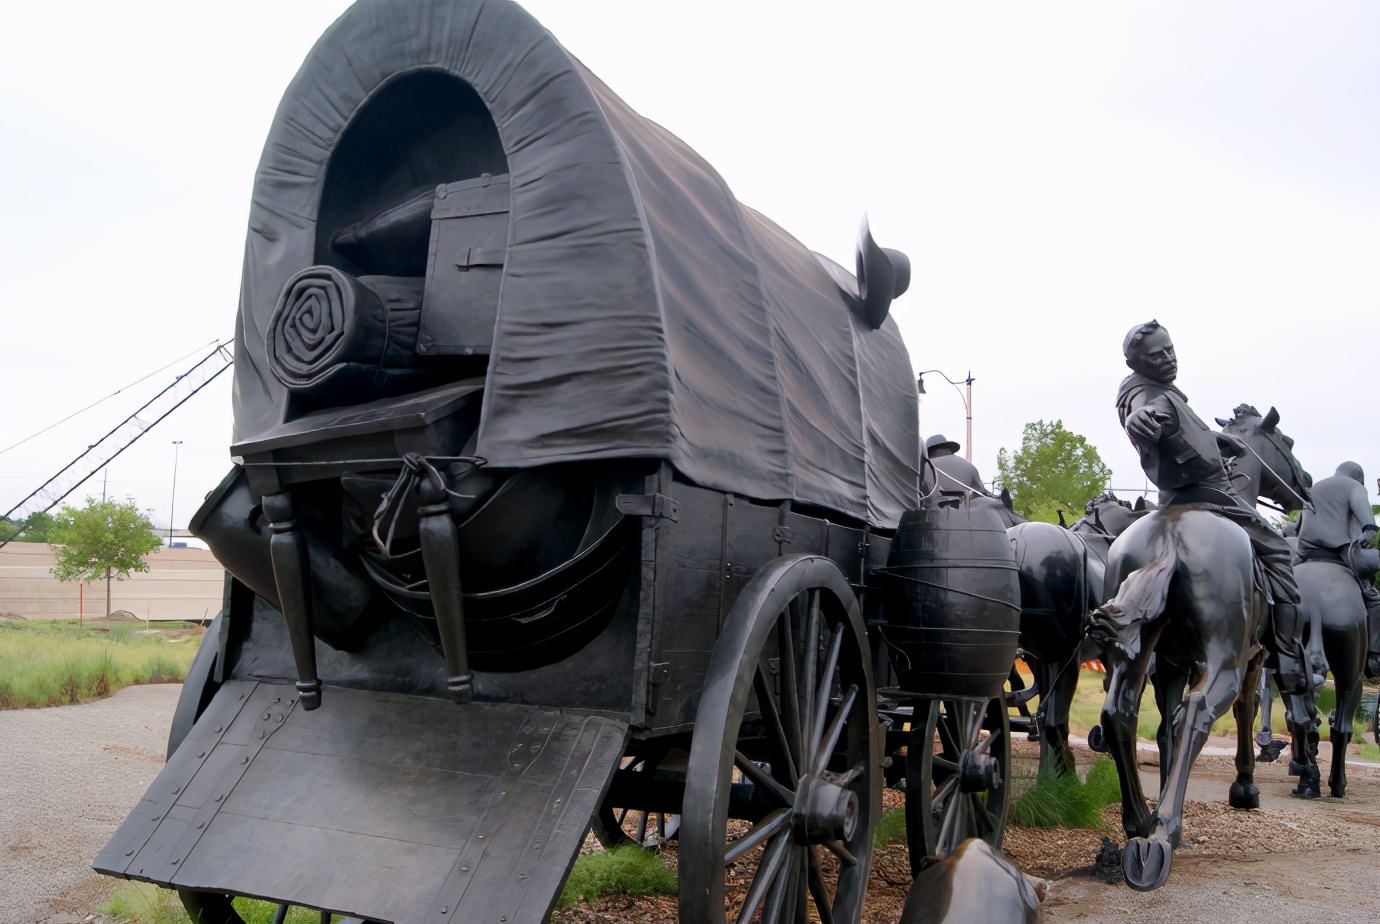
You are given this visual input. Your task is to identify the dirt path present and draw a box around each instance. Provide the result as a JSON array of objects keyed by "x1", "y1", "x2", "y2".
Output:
[
  {"x1": 0, "y1": 684, "x2": 180, "y2": 924},
  {"x1": 1038, "y1": 743, "x2": 1380, "y2": 923}
]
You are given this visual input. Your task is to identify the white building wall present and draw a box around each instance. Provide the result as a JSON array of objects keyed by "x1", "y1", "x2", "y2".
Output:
[{"x1": 0, "y1": 543, "x2": 224, "y2": 621}]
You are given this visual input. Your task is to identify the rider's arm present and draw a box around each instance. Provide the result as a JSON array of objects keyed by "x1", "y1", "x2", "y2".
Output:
[
  {"x1": 1123, "y1": 391, "x2": 1175, "y2": 443},
  {"x1": 1350, "y1": 482, "x2": 1378, "y2": 535}
]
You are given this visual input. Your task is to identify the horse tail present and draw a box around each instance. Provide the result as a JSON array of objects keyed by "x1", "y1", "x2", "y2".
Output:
[{"x1": 1086, "y1": 549, "x2": 1178, "y2": 661}]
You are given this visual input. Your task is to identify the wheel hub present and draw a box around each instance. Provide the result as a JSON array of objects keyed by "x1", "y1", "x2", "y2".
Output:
[
  {"x1": 792, "y1": 774, "x2": 858, "y2": 844},
  {"x1": 957, "y1": 749, "x2": 1000, "y2": 793}
]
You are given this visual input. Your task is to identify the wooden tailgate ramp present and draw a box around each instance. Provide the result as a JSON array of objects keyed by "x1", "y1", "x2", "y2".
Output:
[{"x1": 94, "y1": 681, "x2": 628, "y2": 924}]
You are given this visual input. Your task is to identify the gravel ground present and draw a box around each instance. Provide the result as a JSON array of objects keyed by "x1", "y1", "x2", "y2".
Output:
[
  {"x1": 5, "y1": 685, "x2": 1379, "y2": 924},
  {"x1": 0, "y1": 684, "x2": 180, "y2": 924}
]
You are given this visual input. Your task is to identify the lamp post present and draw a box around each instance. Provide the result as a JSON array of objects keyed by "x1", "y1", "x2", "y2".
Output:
[
  {"x1": 168, "y1": 441, "x2": 183, "y2": 547},
  {"x1": 916, "y1": 370, "x2": 974, "y2": 461}
]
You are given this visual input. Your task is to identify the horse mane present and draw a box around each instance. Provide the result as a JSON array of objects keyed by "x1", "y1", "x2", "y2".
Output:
[
  {"x1": 1229, "y1": 403, "x2": 1261, "y2": 423},
  {"x1": 1085, "y1": 492, "x2": 1131, "y2": 516}
]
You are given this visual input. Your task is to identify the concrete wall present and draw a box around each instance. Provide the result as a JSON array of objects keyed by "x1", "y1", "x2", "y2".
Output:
[{"x1": 0, "y1": 543, "x2": 224, "y2": 621}]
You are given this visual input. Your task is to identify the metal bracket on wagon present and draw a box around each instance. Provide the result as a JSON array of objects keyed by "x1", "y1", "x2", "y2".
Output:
[{"x1": 616, "y1": 493, "x2": 680, "y2": 522}]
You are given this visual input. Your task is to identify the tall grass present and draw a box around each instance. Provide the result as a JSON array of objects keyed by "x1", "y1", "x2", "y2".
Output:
[
  {"x1": 1010, "y1": 757, "x2": 1121, "y2": 829},
  {"x1": 0, "y1": 620, "x2": 198, "y2": 709},
  {"x1": 1065, "y1": 669, "x2": 1286, "y2": 742}
]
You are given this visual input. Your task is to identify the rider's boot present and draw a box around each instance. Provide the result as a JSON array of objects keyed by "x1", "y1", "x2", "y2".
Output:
[{"x1": 1364, "y1": 588, "x2": 1380, "y2": 681}]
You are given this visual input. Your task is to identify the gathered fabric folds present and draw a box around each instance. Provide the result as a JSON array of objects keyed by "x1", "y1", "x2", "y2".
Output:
[{"x1": 232, "y1": 0, "x2": 921, "y2": 528}]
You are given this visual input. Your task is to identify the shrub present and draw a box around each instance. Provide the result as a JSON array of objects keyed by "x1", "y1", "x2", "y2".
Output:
[
  {"x1": 559, "y1": 844, "x2": 677, "y2": 906},
  {"x1": 102, "y1": 881, "x2": 343, "y2": 923}
]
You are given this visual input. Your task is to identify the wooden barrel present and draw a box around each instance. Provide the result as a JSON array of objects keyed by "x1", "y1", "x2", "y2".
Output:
[{"x1": 880, "y1": 494, "x2": 1020, "y2": 699}]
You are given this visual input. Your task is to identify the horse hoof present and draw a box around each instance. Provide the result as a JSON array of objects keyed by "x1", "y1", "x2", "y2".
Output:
[
  {"x1": 1291, "y1": 774, "x2": 1321, "y2": 799},
  {"x1": 1229, "y1": 782, "x2": 1259, "y2": 810},
  {"x1": 1087, "y1": 724, "x2": 1107, "y2": 753},
  {"x1": 1287, "y1": 759, "x2": 1305, "y2": 777},
  {"x1": 1329, "y1": 784, "x2": 1346, "y2": 799},
  {"x1": 1122, "y1": 837, "x2": 1172, "y2": 891}
]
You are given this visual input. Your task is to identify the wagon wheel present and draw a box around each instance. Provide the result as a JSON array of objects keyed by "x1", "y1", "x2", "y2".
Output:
[
  {"x1": 905, "y1": 695, "x2": 1010, "y2": 873},
  {"x1": 592, "y1": 749, "x2": 682, "y2": 849},
  {"x1": 680, "y1": 555, "x2": 879, "y2": 924}
]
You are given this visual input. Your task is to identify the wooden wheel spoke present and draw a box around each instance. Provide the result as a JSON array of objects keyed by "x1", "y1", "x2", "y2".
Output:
[
  {"x1": 801, "y1": 591, "x2": 822, "y2": 751},
  {"x1": 932, "y1": 756, "x2": 959, "y2": 775},
  {"x1": 822, "y1": 838, "x2": 857, "y2": 868},
  {"x1": 806, "y1": 848, "x2": 835, "y2": 924},
  {"x1": 724, "y1": 808, "x2": 791, "y2": 865},
  {"x1": 776, "y1": 610, "x2": 806, "y2": 771},
  {"x1": 760, "y1": 847, "x2": 799, "y2": 924},
  {"x1": 754, "y1": 664, "x2": 800, "y2": 782},
  {"x1": 809, "y1": 684, "x2": 858, "y2": 777},
  {"x1": 937, "y1": 790, "x2": 961, "y2": 855},
  {"x1": 972, "y1": 730, "x2": 997, "y2": 757},
  {"x1": 971, "y1": 794, "x2": 997, "y2": 837},
  {"x1": 951, "y1": 700, "x2": 980, "y2": 748},
  {"x1": 812, "y1": 625, "x2": 844, "y2": 743},
  {"x1": 736, "y1": 835, "x2": 791, "y2": 924},
  {"x1": 935, "y1": 710, "x2": 961, "y2": 756},
  {"x1": 932, "y1": 775, "x2": 958, "y2": 807},
  {"x1": 734, "y1": 750, "x2": 796, "y2": 806}
]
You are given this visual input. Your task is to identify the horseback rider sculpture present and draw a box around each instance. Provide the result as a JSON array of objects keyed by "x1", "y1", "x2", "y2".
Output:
[
  {"x1": 1116, "y1": 320, "x2": 1310, "y2": 696},
  {"x1": 924, "y1": 434, "x2": 990, "y2": 496},
  {"x1": 1297, "y1": 461, "x2": 1380, "y2": 679}
]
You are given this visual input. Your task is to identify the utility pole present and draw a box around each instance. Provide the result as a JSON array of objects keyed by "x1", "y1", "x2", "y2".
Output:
[{"x1": 168, "y1": 441, "x2": 183, "y2": 546}]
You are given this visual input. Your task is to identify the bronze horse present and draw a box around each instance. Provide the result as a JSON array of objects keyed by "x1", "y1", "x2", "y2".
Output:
[
  {"x1": 1088, "y1": 405, "x2": 1311, "y2": 891},
  {"x1": 1008, "y1": 494, "x2": 1139, "y2": 774},
  {"x1": 1293, "y1": 541, "x2": 1377, "y2": 797}
]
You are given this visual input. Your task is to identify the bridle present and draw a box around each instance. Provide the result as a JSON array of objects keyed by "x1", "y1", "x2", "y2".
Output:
[{"x1": 1231, "y1": 423, "x2": 1311, "y2": 513}]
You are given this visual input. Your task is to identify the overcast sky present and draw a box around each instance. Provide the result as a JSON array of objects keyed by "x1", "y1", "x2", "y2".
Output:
[{"x1": 1, "y1": 0, "x2": 1376, "y2": 534}]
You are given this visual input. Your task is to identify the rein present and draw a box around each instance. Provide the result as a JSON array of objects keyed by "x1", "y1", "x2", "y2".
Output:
[{"x1": 1238, "y1": 436, "x2": 1311, "y2": 512}]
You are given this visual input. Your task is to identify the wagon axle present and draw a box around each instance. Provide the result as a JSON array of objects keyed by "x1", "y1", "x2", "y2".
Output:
[
  {"x1": 957, "y1": 745, "x2": 1002, "y2": 794},
  {"x1": 793, "y1": 773, "x2": 860, "y2": 844}
]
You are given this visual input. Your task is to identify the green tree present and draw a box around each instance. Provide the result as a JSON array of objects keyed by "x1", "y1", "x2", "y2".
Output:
[
  {"x1": 0, "y1": 511, "x2": 56, "y2": 543},
  {"x1": 48, "y1": 497, "x2": 162, "y2": 619},
  {"x1": 996, "y1": 420, "x2": 1112, "y2": 524}
]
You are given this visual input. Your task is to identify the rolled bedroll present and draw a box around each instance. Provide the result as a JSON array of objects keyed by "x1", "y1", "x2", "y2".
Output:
[{"x1": 231, "y1": 0, "x2": 921, "y2": 529}]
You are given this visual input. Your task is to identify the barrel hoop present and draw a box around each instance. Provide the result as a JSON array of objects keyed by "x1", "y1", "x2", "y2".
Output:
[
  {"x1": 878, "y1": 561, "x2": 1018, "y2": 572},
  {"x1": 876, "y1": 570, "x2": 1020, "y2": 611}
]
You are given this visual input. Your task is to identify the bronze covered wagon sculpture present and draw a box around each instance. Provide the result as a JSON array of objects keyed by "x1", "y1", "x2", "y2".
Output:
[{"x1": 94, "y1": 1, "x2": 1019, "y2": 921}]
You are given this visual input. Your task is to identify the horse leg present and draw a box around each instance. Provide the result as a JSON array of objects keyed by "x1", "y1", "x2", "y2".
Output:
[
  {"x1": 1325, "y1": 625, "x2": 1364, "y2": 799},
  {"x1": 1277, "y1": 670, "x2": 1321, "y2": 797},
  {"x1": 1256, "y1": 669, "x2": 1275, "y2": 746},
  {"x1": 1100, "y1": 625, "x2": 1161, "y2": 842},
  {"x1": 1230, "y1": 651, "x2": 1265, "y2": 809},
  {"x1": 1151, "y1": 662, "x2": 1188, "y2": 798},
  {"x1": 1281, "y1": 682, "x2": 1321, "y2": 798},
  {"x1": 1124, "y1": 663, "x2": 1241, "y2": 892},
  {"x1": 1040, "y1": 656, "x2": 1077, "y2": 776}
]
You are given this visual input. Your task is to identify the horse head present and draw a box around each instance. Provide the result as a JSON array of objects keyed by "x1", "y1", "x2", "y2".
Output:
[
  {"x1": 1071, "y1": 492, "x2": 1135, "y2": 538},
  {"x1": 1216, "y1": 404, "x2": 1312, "y2": 513}
]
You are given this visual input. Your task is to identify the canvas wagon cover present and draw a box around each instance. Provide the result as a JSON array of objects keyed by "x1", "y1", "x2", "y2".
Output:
[{"x1": 232, "y1": 0, "x2": 920, "y2": 528}]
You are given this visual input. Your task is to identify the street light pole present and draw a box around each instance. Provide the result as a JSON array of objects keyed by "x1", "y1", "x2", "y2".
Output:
[
  {"x1": 169, "y1": 441, "x2": 183, "y2": 547},
  {"x1": 916, "y1": 370, "x2": 975, "y2": 460}
]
